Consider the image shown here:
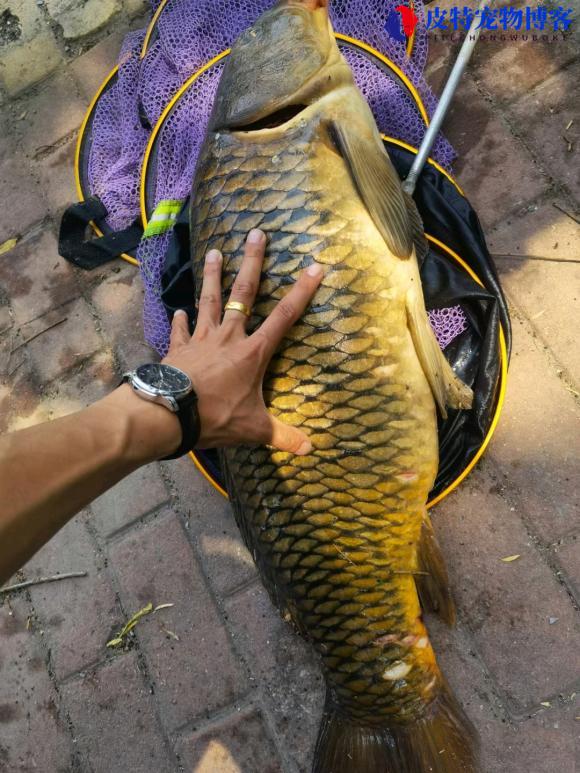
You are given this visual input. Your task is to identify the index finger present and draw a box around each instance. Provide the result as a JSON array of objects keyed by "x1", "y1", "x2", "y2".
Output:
[{"x1": 251, "y1": 263, "x2": 324, "y2": 359}]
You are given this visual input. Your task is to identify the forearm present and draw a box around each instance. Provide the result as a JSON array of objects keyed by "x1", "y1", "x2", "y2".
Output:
[
  {"x1": 0, "y1": 232, "x2": 321, "y2": 586},
  {"x1": 0, "y1": 386, "x2": 180, "y2": 585}
]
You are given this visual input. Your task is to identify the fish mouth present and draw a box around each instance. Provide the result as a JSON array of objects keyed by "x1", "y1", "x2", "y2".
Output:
[{"x1": 233, "y1": 103, "x2": 310, "y2": 132}]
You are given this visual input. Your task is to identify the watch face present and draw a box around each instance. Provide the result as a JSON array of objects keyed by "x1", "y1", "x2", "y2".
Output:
[{"x1": 135, "y1": 364, "x2": 191, "y2": 394}]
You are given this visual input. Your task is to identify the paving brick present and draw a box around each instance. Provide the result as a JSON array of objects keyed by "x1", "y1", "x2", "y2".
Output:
[
  {"x1": 37, "y1": 138, "x2": 77, "y2": 216},
  {"x1": 175, "y1": 705, "x2": 283, "y2": 773},
  {"x1": 433, "y1": 461, "x2": 580, "y2": 709},
  {"x1": 554, "y1": 537, "x2": 580, "y2": 602},
  {"x1": 426, "y1": 616, "x2": 512, "y2": 772},
  {"x1": 45, "y1": 348, "x2": 118, "y2": 418},
  {"x1": 508, "y1": 62, "x2": 580, "y2": 202},
  {"x1": 225, "y1": 582, "x2": 324, "y2": 773},
  {"x1": 0, "y1": 597, "x2": 72, "y2": 771},
  {"x1": 472, "y1": 26, "x2": 578, "y2": 104},
  {"x1": 109, "y1": 509, "x2": 247, "y2": 731},
  {"x1": 427, "y1": 615, "x2": 580, "y2": 773},
  {"x1": 0, "y1": 230, "x2": 79, "y2": 325},
  {"x1": 0, "y1": 0, "x2": 47, "y2": 40},
  {"x1": 497, "y1": 698, "x2": 580, "y2": 773},
  {"x1": 161, "y1": 454, "x2": 257, "y2": 596},
  {"x1": 496, "y1": 255, "x2": 580, "y2": 386},
  {"x1": 19, "y1": 297, "x2": 102, "y2": 383},
  {"x1": 0, "y1": 365, "x2": 49, "y2": 433},
  {"x1": 90, "y1": 262, "x2": 157, "y2": 368},
  {"x1": 490, "y1": 318, "x2": 580, "y2": 542},
  {"x1": 487, "y1": 198, "x2": 580, "y2": 263},
  {"x1": 91, "y1": 462, "x2": 169, "y2": 537},
  {"x1": 20, "y1": 72, "x2": 86, "y2": 157},
  {"x1": 0, "y1": 155, "x2": 49, "y2": 242},
  {"x1": 425, "y1": 27, "x2": 463, "y2": 96},
  {"x1": 0, "y1": 301, "x2": 12, "y2": 333},
  {"x1": 61, "y1": 651, "x2": 175, "y2": 772},
  {"x1": 46, "y1": 0, "x2": 121, "y2": 40},
  {"x1": 443, "y1": 74, "x2": 547, "y2": 229},
  {"x1": 124, "y1": 0, "x2": 150, "y2": 18},
  {"x1": 70, "y1": 30, "x2": 126, "y2": 101},
  {"x1": 23, "y1": 513, "x2": 120, "y2": 680},
  {"x1": 0, "y1": 31, "x2": 62, "y2": 96}
]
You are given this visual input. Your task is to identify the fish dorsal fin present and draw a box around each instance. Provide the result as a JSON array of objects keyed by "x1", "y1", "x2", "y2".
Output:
[{"x1": 330, "y1": 120, "x2": 414, "y2": 260}]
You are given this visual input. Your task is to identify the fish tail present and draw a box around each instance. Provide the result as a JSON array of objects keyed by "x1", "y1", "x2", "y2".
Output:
[{"x1": 313, "y1": 681, "x2": 479, "y2": 773}]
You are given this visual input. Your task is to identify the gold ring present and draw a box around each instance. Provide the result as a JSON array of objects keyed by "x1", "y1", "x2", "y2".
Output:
[{"x1": 224, "y1": 301, "x2": 252, "y2": 318}]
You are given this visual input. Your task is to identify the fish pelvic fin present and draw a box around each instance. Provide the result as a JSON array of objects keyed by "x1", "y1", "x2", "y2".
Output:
[
  {"x1": 417, "y1": 513, "x2": 456, "y2": 625},
  {"x1": 406, "y1": 287, "x2": 474, "y2": 418},
  {"x1": 313, "y1": 681, "x2": 480, "y2": 773}
]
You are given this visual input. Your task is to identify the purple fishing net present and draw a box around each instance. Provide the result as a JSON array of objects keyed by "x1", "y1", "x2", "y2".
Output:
[
  {"x1": 428, "y1": 306, "x2": 469, "y2": 351},
  {"x1": 85, "y1": 0, "x2": 467, "y2": 356},
  {"x1": 88, "y1": 29, "x2": 149, "y2": 231}
]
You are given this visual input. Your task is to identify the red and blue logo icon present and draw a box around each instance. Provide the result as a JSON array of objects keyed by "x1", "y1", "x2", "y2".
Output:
[{"x1": 385, "y1": 4, "x2": 420, "y2": 42}]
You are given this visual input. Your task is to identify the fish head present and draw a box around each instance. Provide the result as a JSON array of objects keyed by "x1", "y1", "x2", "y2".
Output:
[{"x1": 211, "y1": 0, "x2": 349, "y2": 132}]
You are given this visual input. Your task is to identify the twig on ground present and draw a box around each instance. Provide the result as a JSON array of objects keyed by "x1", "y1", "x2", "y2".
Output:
[
  {"x1": 6, "y1": 359, "x2": 24, "y2": 379},
  {"x1": 491, "y1": 252, "x2": 580, "y2": 265},
  {"x1": 0, "y1": 571, "x2": 88, "y2": 595},
  {"x1": 552, "y1": 203, "x2": 580, "y2": 226},
  {"x1": 10, "y1": 317, "x2": 67, "y2": 354}
]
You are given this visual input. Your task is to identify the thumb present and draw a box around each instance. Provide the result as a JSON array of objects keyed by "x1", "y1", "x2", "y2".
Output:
[{"x1": 269, "y1": 416, "x2": 312, "y2": 456}]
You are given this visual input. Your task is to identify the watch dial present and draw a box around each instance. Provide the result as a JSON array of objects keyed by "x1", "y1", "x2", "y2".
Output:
[{"x1": 136, "y1": 364, "x2": 191, "y2": 393}]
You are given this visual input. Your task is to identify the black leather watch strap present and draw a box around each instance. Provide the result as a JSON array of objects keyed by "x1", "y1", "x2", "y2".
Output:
[{"x1": 162, "y1": 390, "x2": 201, "y2": 461}]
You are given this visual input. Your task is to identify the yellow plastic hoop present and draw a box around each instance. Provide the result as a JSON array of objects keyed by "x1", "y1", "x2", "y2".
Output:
[
  {"x1": 425, "y1": 235, "x2": 509, "y2": 509},
  {"x1": 334, "y1": 33, "x2": 429, "y2": 126},
  {"x1": 381, "y1": 135, "x2": 465, "y2": 197},
  {"x1": 406, "y1": 0, "x2": 417, "y2": 57},
  {"x1": 140, "y1": 0, "x2": 170, "y2": 59},
  {"x1": 189, "y1": 452, "x2": 229, "y2": 498}
]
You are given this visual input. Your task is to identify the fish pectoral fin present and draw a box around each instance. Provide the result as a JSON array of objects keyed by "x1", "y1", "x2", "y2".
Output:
[
  {"x1": 417, "y1": 513, "x2": 456, "y2": 626},
  {"x1": 406, "y1": 289, "x2": 474, "y2": 419},
  {"x1": 329, "y1": 120, "x2": 413, "y2": 260},
  {"x1": 403, "y1": 190, "x2": 430, "y2": 265}
]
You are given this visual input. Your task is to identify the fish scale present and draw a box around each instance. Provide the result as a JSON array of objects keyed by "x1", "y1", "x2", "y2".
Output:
[{"x1": 191, "y1": 119, "x2": 442, "y2": 726}]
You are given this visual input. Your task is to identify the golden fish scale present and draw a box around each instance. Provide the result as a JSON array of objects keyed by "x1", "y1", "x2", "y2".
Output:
[{"x1": 191, "y1": 123, "x2": 440, "y2": 724}]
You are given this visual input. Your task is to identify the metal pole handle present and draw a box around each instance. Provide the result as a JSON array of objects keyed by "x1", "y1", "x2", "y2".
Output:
[{"x1": 402, "y1": 0, "x2": 489, "y2": 196}]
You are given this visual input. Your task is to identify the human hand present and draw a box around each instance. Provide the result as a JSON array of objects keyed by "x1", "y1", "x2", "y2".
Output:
[{"x1": 163, "y1": 229, "x2": 323, "y2": 455}]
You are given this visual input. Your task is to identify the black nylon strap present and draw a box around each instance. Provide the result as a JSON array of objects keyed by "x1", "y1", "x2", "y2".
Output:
[{"x1": 59, "y1": 196, "x2": 143, "y2": 270}]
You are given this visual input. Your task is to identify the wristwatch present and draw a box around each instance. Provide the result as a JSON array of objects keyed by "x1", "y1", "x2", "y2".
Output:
[{"x1": 122, "y1": 363, "x2": 201, "y2": 460}]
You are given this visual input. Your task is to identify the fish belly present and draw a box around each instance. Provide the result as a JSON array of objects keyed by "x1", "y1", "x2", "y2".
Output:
[{"x1": 190, "y1": 123, "x2": 440, "y2": 723}]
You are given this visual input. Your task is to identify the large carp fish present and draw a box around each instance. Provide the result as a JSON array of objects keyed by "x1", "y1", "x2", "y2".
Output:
[{"x1": 190, "y1": 1, "x2": 477, "y2": 770}]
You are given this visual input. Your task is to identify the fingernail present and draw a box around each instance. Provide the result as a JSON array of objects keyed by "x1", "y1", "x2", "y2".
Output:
[
  {"x1": 296, "y1": 440, "x2": 313, "y2": 456},
  {"x1": 248, "y1": 229, "x2": 265, "y2": 244},
  {"x1": 306, "y1": 262, "x2": 323, "y2": 278},
  {"x1": 206, "y1": 249, "x2": 222, "y2": 263},
  {"x1": 174, "y1": 309, "x2": 188, "y2": 318}
]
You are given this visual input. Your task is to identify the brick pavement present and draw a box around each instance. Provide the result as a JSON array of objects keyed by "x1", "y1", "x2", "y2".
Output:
[{"x1": 0, "y1": 6, "x2": 579, "y2": 773}]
